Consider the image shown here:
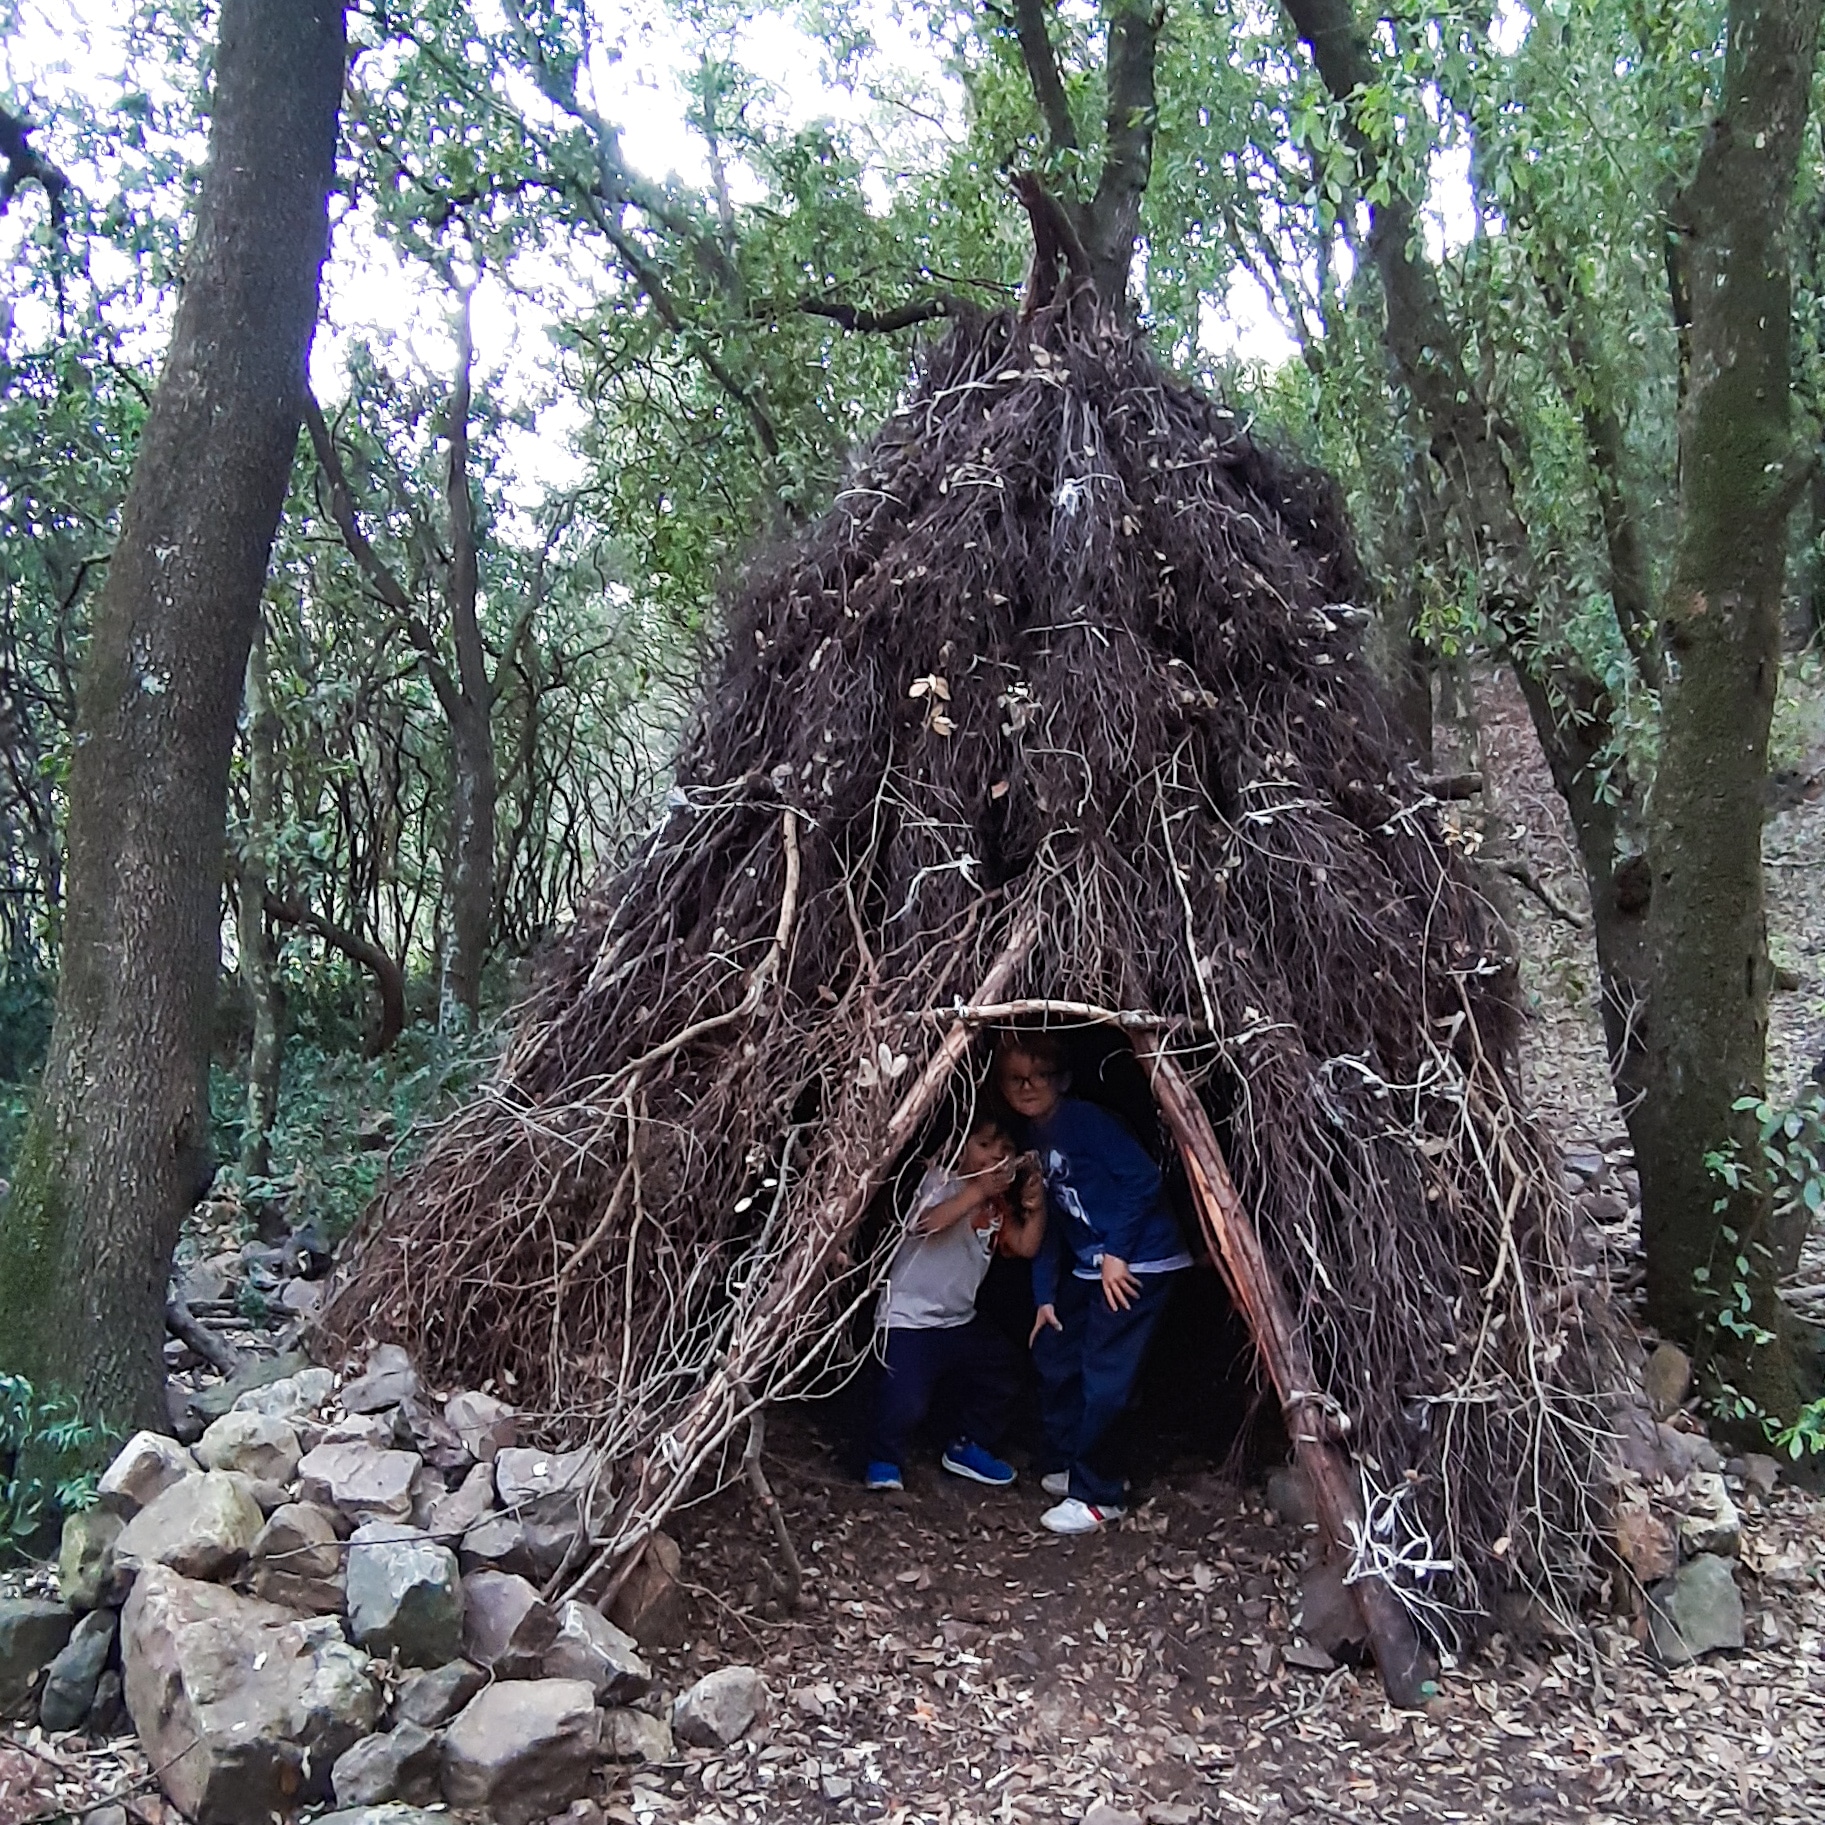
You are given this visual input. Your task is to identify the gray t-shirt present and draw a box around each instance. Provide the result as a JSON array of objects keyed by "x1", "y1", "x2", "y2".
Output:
[{"x1": 877, "y1": 1165, "x2": 1000, "y2": 1332}]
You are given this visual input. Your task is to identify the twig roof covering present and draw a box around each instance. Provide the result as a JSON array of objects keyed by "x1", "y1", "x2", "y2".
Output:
[{"x1": 324, "y1": 301, "x2": 1617, "y2": 1624}]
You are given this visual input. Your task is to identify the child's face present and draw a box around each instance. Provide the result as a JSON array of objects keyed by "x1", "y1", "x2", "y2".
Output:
[
  {"x1": 960, "y1": 1128, "x2": 1014, "y2": 1178},
  {"x1": 997, "y1": 1048, "x2": 1063, "y2": 1122}
]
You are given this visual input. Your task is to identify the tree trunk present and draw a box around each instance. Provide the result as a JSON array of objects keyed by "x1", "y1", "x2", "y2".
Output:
[
  {"x1": 0, "y1": 0, "x2": 345, "y2": 1428},
  {"x1": 237, "y1": 621, "x2": 285, "y2": 1187},
  {"x1": 1635, "y1": 0, "x2": 1820, "y2": 1415}
]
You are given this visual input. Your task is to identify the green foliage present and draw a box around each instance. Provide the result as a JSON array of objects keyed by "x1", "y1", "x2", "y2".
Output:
[{"x1": 0, "y1": 1371, "x2": 104, "y2": 1560}]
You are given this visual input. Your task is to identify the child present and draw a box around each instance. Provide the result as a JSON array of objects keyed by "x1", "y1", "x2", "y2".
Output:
[
  {"x1": 863, "y1": 1116, "x2": 1046, "y2": 1492},
  {"x1": 997, "y1": 1033, "x2": 1189, "y2": 1533}
]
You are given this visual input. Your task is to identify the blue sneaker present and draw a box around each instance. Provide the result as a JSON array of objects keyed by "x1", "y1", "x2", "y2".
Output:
[
  {"x1": 864, "y1": 1461, "x2": 903, "y2": 1490},
  {"x1": 941, "y1": 1439, "x2": 1016, "y2": 1487}
]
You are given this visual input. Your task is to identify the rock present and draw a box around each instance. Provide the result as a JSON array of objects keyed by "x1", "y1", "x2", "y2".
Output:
[
  {"x1": 672, "y1": 1664, "x2": 769, "y2": 1748},
  {"x1": 425, "y1": 1462, "x2": 496, "y2": 1540},
  {"x1": 0, "y1": 1598, "x2": 75, "y2": 1717},
  {"x1": 299, "y1": 1441, "x2": 426, "y2": 1524},
  {"x1": 822, "y1": 1775, "x2": 853, "y2": 1801},
  {"x1": 58, "y1": 1509, "x2": 125, "y2": 1612},
  {"x1": 345, "y1": 1522, "x2": 464, "y2": 1666},
  {"x1": 341, "y1": 1343, "x2": 421, "y2": 1414},
  {"x1": 1657, "y1": 1422, "x2": 1722, "y2": 1478},
  {"x1": 1647, "y1": 1554, "x2": 1745, "y2": 1664},
  {"x1": 1737, "y1": 1452, "x2": 1781, "y2": 1500},
  {"x1": 284, "y1": 1221, "x2": 334, "y2": 1278},
  {"x1": 461, "y1": 1569, "x2": 559, "y2": 1675},
  {"x1": 1644, "y1": 1343, "x2": 1693, "y2": 1420},
  {"x1": 398, "y1": 1394, "x2": 471, "y2": 1472},
  {"x1": 85, "y1": 1667, "x2": 125, "y2": 1735},
  {"x1": 322, "y1": 1411, "x2": 398, "y2": 1450},
  {"x1": 250, "y1": 1502, "x2": 347, "y2": 1614},
  {"x1": 38, "y1": 1609, "x2": 117, "y2": 1732},
  {"x1": 196, "y1": 1409, "x2": 303, "y2": 1486},
  {"x1": 97, "y1": 1432, "x2": 197, "y2": 1520},
  {"x1": 600, "y1": 1706, "x2": 674, "y2": 1762},
  {"x1": 330, "y1": 1720, "x2": 443, "y2": 1807},
  {"x1": 174, "y1": 1254, "x2": 233, "y2": 1307},
  {"x1": 444, "y1": 1390, "x2": 517, "y2": 1462},
  {"x1": 542, "y1": 1600, "x2": 651, "y2": 1704},
  {"x1": 1615, "y1": 1500, "x2": 1678, "y2": 1583},
  {"x1": 83, "y1": 1808, "x2": 129, "y2": 1825},
  {"x1": 1294, "y1": 1558, "x2": 1368, "y2": 1662},
  {"x1": 1265, "y1": 1464, "x2": 1317, "y2": 1529},
  {"x1": 231, "y1": 1366, "x2": 336, "y2": 1426},
  {"x1": 459, "y1": 1513, "x2": 538, "y2": 1580},
  {"x1": 493, "y1": 1445, "x2": 594, "y2": 1510},
  {"x1": 114, "y1": 1471, "x2": 264, "y2": 1582},
  {"x1": 1678, "y1": 1469, "x2": 1742, "y2": 1558},
  {"x1": 1562, "y1": 1142, "x2": 1605, "y2": 1182},
  {"x1": 559, "y1": 1803, "x2": 607, "y2": 1825},
  {"x1": 121, "y1": 1565, "x2": 382, "y2": 1822},
  {"x1": 440, "y1": 1678, "x2": 601, "y2": 1825},
  {"x1": 1579, "y1": 1189, "x2": 1628, "y2": 1226},
  {"x1": 607, "y1": 1529, "x2": 686, "y2": 1649},
  {"x1": 395, "y1": 1658, "x2": 486, "y2": 1728},
  {"x1": 280, "y1": 1279, "x2": 325, "y2": 1320},
  {"x1": 190, "y1": 1349, "x2": 313, "y2": 1425},
  {"x1": 315, "y1": 1810, "x2": 448, "y2": 1825},
  {"x1": 223, "y1": 1469, "x2": 294, "y2": 1516}
]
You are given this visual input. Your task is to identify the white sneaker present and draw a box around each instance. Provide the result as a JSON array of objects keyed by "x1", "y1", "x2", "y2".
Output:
[
  {"x1": 1041, "y1": 1497, "x2": 1125, "y2": 1535},
  {"x1": 1041, "y1": 1471, "x2": 1070, "y2": 1498}
]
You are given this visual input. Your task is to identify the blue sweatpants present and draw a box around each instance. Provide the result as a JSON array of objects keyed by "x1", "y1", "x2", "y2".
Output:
[
  {"x1": 1032, "y1": 1268, "x2": 1178, "y2": 1507},
  {"x1": 864, "y1": 1318, "x2": 1023, "y2": 1470}
]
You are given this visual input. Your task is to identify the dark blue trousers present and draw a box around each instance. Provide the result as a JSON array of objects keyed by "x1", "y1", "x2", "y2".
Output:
[
  {"x1": 864, "y1": 1318, "x2": 1023, "y2": 1469},
  {"x1": 1032, "y1": 1268, "x2": 1178, "y2": 1507}
]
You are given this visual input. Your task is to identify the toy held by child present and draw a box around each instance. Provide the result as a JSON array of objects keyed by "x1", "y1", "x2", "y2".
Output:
[
  {"x1": 997, "y1": 1032, "x2": 1190, "y2": 1533},
  {"x1": 862, "y1": 1116, "x2": 1045, "y2": 1492}
]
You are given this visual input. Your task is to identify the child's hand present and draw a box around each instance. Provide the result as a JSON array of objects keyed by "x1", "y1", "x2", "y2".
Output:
[
  {"x1": 1029, "y1": 1303, "x2": 1062, "y2": 1345},
  {"x1": 1017, "y1": 1166, "x2": 1045, "y2": 1218},
  {"x1": 1100, "y1": 1255, "x2": 1141, "y2": 1311},
  {"x1": 982, "y1": 1156, "x2": 1018, "y2": 1196}
]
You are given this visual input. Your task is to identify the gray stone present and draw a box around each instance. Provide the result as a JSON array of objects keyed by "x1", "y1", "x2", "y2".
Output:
[
  {"x1": 672, "y1": 1664, "x2": 769, "y2": 1748},
  {"x1": 341, "y1": 1344, "x2": 421, "y2": 1414},
  {"x1": 315, "y1": 1810, "x2": 448, "y2": 1825},
  {"x1": 1081, "y1": 1806, "x2": 1143, "y2": 1825},
  {"x1": 1644, "y1": 1343, "x2": 1693, "y2": 1420},
  {"x1": 1648, "y1": 1553, "x2": 1745, "y2": 1664},
  {"x1": 299, "y1": 1441, "x2": 425, "y2": 1524},
  {"x1": 83, "y1": 1805, "x2": 129, "y2": 1825},
  {"x1": 195, "y1": 1410, "x2": 302, "y2": 1486},
  {"x1": 440, "y1": 1678, "x2": 601, "y2": 1825},
  {"x1": 233, "y1": 1364, "x2": 336, "y2": 1419},
  {"x1": 600, "y1": 1705, "x2": 674, "y2": 1762},
  {"x1": 0, "y1": 1597, "x2": 75, "y2": 1717},
  {"x1": 398, "y1": 1394, "x2": 471, "y2": 1472},
  {"x1": 250, "y1": 1502, "x2": 347, "y2": 1614},
  {"x1": 221, "y1": 1469, "x2": 292, "y2": 1516},
  {"x1": 1265, "y1": 1464, "x2": 1317, "y2": 1529},
  {"x1": 330, "y1": 1720, "x2": 443, "y2": 1807},
  {"x1": 460, "y1": 1569, "x2": 558, "y2": 1676},
  {"x1": 121, "y1": 1564, "x2": 382, "y2": 1822},
  {"x1": 425, "y1": 1461, "x2": 495, "y2": 1540},
  {"x1": 96, "y1": 1432, "x2": 197, "y2": 1520},
  {"x1": 38, "y1": 1608, "x2": 117, "y2": 1732},
  {"x1": 1678, "y1": 1470, "x2": 1743, "y2": 1558},
  {"x1": 444, "y1": 1390, "x2": 517, "y2": 1461},
  {"x1": 394, "y1": 1657, "x2": 486, "y2": 1728},
  {"x1": 1294, "y1": 1558, "x2": 1367, "y2": 1662},
  {"x1": 345, "y1": 1522, "x2": 464, "y2": 1666},
  {"x1": 58, "y1": 1509, "x2": 125, "y2": 1612},
  {"x1": 493, "y1": 1445, "x2": 594, "y2": 1510},
  {"x1": 1657, "y1": 1422, "x2": 1722, "y2": 1478},
  {"x1": 459, "y1": 1512, "x2": 537, "y2": 1579},
  {"x1": 114, "y1": 1471, "x2": 264, "y2": 1583},
  {"x1": 321, "y1": 1411, "x2": 397, "y2": 1450},
  {"x1": 542, "y1": 1599, "x2": 651, "y2": 1704},
  {"x1": 280, "y1": 1278, "x2": 325, "y2": 1320},
  {"x1": 190, "y1": 1349, "x2": 312, "y2": 1425},
  {"x1": 85, "y1": 1666, "x2": 125, "y2": 1735},
  {"x1": 1615, "y1": 1499, "x2": 1678, "y2": 1583},
  {"x1": 1738, "y1": 1453, "x2": 1781, "y2": 1500},
  {"x1": 607, "y1": 1529, "x2": 686, "y2": 1649}
]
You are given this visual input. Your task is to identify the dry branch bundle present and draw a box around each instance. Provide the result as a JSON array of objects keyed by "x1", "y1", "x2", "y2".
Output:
[{"x1": 322, "y1": 299, "x2": 1620, "y2": 1628}]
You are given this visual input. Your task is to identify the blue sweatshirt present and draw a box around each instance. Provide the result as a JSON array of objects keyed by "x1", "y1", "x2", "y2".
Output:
[{"x1": 1025, "y1": 1097, "x2": 1191, "y2": 1308}]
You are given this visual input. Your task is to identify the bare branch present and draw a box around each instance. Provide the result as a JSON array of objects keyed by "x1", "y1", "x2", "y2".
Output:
[{"x1": 1011, "y1": 0, "x2": 1081, "y2": 155}]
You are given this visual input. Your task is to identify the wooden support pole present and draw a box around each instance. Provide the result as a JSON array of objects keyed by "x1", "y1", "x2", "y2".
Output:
[{"x1": 1142, "y1": 1041, "x2": 1437, "y2": 1709}]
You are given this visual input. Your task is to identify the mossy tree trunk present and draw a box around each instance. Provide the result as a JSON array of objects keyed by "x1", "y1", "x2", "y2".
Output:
[
  {"x1": 237, "y1": 619, "x2": 285, "y2": 1189},
  {"x1": 1635, "y1": 0, "x2": 1821, "y2": 1415},
  {"x1": 0, "y1": 0, "x2": 346, "y2": 1429}
]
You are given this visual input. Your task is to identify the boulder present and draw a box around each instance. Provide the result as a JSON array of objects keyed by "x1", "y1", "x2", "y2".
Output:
[
  {"x1": 97, "y1": 1432, "x2": 196, "y2": 1520},
  {"x1": 299, "y1": 1441, "x2": 425, "y2": 1525},
  {"x1": 1293, "y1": 1558, "x2": 1368, "y2": 1662},
  {"x1": 330, "y1": 1720, "x2": 443, "y2": 1807},
  {"x1": 459, "y1": 1513, "x2": 537, "y2": 1580},
  {"x1": 394, "y1": 1658, "x2": 486, "y2": 1729},
  {"x1": 222, "y1": 1469, "x2": 293, "y2": 1516},
  {"x1": 600, "y1": 1706, "x2": 674, "y2": 1762},
  {"x1": 345, "y1": 1523, "x2": 464, "y2": 1666},
  {"x1": 38, "y1": 1609, "x2": 117, "y2": 1732},
  {"x1": 1647, "y1": 1554, "x2": 1745, "y2": 1665},
  {"x1": 0, "y1": 1598, "x2": 75, "y2": 1717},
  {"x1": 340, "y1": 1344, "x2": 421, "y2": 1414},
  {"x1": 1678, "y1": 1470, "x2": 1742, "y2": 1558},
  {"x1": 280, "y1": 1279, "x2": 325, "y2": 1321},
  {"x1": 1265, "y1": 1464, "x2": 1317, "y2": 1529},
  {"x1": 425, "y1": 1462, "x2": 495, "y2": 1540},
  {"x1": 1657, "y1": 1423, "x2": 1723, "y2": 1478},
  {"x1": 1643, "y1": 1342, "x2": 1693, "y2": 1420},
  {"x1": 1615, "y1": 1500, "x2": 1677, "y2": 1584},
  {"x1": 672, "y1": 1665, "x2": 769, "y2": 1748},
  {"x1": 190, "y1": 1350, "x2": 312, "y2": 1425},
  {"x1": 542, "y1": 1600, "x2": 651, "y2": 1704},
  {"x1": 121, "y1": 1565, "x2": 382, "y2": 1822},
  {"x1": 494, "y1": 1445, "x2": 593, "y2": 1511},
  {"x1": 1737, "y1": 1453, "x2": 1781, "y2": 1500},
  {"x1": 195, "y1": 1410, "x2": 302, "y2": 1486},
  {"x1": 58, "y1": 1509, "x2": 125, "y2": 1612},
  {"x1": 114, "y1": 1472, "x2": 264, "y2": 1583},
  {"x1": 398, "y1": 1395, "x2": 471, "y2": 1472},
  {"x1": 250, "y1": 1502, "x2": 347, "y2": 1614},
  {"x1": 321, "y1": 1412, "x2": 397, "y2": 1450},
  {"x1": 445, "y1": 1390, "x2": 517, "y2": 1461},
  {"x1": 607, "y1": 1530, "x2": 686, "y2": 1649},
  {"x1": 231, "y1": 1366, "x2": 336, "y2": 1428},
  {"x1": 85, "y1": 1666, "x2": 125, "y2": 1735},
  {"x1": 460, "y1": 1569, "x2": 558, "y2": 1676},
  {"x1": 440, "y1": 1679, "x2": 601, "y2": 1825}
]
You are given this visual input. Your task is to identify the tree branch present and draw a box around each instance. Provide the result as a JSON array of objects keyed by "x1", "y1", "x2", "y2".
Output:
[
  {"x1": 265, "y1": 890, "x2": 406, "y2": 1054},
  {"x1": 1011, "y1": 0, "x2": 1081, "y2": 155},
  {"x1": 1083, "y1": 0, "x2": 1163, "y2": 305},
  {"x1": 0, "y1": 106, "x2": 71, "y2": 226},
  {"x1": 792, "y1": 297, "x2": 956, "y2": 333}
]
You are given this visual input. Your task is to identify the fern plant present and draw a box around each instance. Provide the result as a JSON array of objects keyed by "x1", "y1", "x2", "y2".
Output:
[{"x1": 0, "y1": 1373, "x2": 106, "y2": 1560}]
